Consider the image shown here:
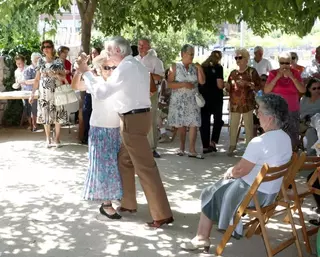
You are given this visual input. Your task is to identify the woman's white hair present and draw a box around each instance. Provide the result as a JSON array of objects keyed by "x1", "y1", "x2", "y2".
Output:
[
  {"x1": 105, "y1": 36, "x2": 132, "y2": 57},
  {"x1": 278, "y1": 51, "x2": 291, "y2": 60},
  {"x1": 31, "y1": 52, "x2": 42, "y2": 62},
  {"x1": 235, "y1": 48, "x2": 250, "y2": 60}
]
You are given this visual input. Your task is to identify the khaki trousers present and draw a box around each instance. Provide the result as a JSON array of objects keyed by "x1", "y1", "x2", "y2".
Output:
[
  {"x1": 229, "y1": 110, "x2": 254, "y2": 147},
  {"x1": 118, "y1": 111, "x2": 172, "y2": 220},
  {"x1": 147, "y1": 93, "x2": 159, "y2": 150}
]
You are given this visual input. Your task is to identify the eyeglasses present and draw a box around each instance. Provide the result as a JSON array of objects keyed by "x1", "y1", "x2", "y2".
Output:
[
  {"x1": 311, "y1": 87, "x2": 320, "y2": 91},
  {"x1": 279, "y1": 62, "x2": 290, "y2": 65},
  {"x1": 234, "y1": 56, "x2": 243, "y2": 60},
  {"x1": 103, "y1": 66, "x2": 117, "y2": 71},
  {"x1": 43, "y1": 45, "x2": 53, "y2": 49}
]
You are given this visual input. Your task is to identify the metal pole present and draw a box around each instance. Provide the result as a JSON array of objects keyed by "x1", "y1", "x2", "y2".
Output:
[{"x1": 240, "y1": 20, "x2": 244, "y2": 48}]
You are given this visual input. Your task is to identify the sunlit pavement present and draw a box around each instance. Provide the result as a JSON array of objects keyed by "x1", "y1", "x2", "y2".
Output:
[{"x1": 0, "y1": 126, "x2": 318, "y2": 257}]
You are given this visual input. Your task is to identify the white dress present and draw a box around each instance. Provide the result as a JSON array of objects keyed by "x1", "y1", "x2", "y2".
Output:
[{"x1": 168, "y1": 62, "x2": 201, "y2": 127}]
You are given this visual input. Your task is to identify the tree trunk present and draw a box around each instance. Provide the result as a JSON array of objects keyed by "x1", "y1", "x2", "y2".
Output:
[{"x1": 75, "y1": 0, "x2": 97, "y2": 141}]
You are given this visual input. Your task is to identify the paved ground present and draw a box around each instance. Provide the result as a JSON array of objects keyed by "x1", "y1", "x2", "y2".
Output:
[{"x1": 0, "y1": 126, "x2": 318, "y2": 257}]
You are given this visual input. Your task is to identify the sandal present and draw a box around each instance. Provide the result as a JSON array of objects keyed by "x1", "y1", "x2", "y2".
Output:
[
  {"x1": 99, "y1": 203, "x2": 122, "y2": 220},
  {"x1": 176, "y1": 150, "x2": 185, "y2": 156},
  {"x1": 188, "y1": 153, "x2": 204, "y2": 159}
]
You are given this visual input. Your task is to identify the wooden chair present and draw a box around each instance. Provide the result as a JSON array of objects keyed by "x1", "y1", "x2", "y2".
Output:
[
  {"x1": 216, "y1": 154, "x2": 303, "y2": 257},
  {"x1": 281, "y1": 153, "x2": 320, "y2": 254}
]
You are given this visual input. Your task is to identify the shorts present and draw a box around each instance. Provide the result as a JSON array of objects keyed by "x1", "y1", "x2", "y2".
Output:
[{"x1": 23, "y1": 99, "x2": 37, "y2": 117}]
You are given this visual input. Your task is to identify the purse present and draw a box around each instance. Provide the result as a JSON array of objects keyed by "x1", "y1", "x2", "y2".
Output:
[
  {"x1": 195, "y1": 87, "x2": 205, "y2": 107},
  {"x1": 54, "y1": 84, "x2": 79, "y2": 106}
]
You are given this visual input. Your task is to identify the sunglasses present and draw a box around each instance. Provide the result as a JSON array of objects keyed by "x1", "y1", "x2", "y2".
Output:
[
  {"x1": 261, "y1": 79, "x2": 267, "y2": 82},
  {"x1": 103, "y1": 66, "x2": 117, "y2": 71},
  {"x1": 291, "y1": 56, "x2": 296, "y2": 60},
  {"x1": 279, "y1": 62, "x2": 290, "y2": 65},
  {"x1": 42, "y1": 45, "x2": 53, "y2": 49},
  {"x1": 234, "y1": 56, "x2": 243, "y2": 60},
  {"x1": 311, "y1": 87, "x2": 320, "y2": 91}
]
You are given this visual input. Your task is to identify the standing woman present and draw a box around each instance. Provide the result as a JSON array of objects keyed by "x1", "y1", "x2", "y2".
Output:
[
  {"x1": 226, "y1": 48, "x2": 261, "y2": 156},
  {"x1": 71, "y1": 52, "x2": 122, "y2": 219},
  {"x1": 199, "y1": 51, "x2": 224, "y2": 154},
  {"x1": 265, "y1": 52, "x2": 306, "y2": 150},
  {"x1": 29, "y1": 40, "x2": 68, "y2": 148},
  {"x1": 167, "y1": 44, "x2": 206, "y2": 159}
]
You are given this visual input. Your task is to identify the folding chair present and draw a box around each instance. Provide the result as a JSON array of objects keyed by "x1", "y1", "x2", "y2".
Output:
[
  {"x1": 216, "y1": 154, "x2": 303, "y2": 257},
  {"x1": 282, "y1": 153, "x2": 320, "y2": 254}
]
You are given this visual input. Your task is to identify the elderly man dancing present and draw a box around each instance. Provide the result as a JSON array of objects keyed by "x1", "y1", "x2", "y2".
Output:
[{"x1": 75, "y1": 36, "x2": 173, "y2": 228}]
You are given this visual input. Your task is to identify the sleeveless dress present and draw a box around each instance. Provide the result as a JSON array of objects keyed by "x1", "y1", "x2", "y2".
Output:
[
  {"x1": 167, "y1": 62, "x2": 201, "y2": 127},
  {"x1": 36, "y1": 57, "x2": 67, "y2": 124}
]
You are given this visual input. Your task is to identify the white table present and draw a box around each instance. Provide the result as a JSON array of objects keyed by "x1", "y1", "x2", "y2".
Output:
[{"x1": 0, "y1": 90, "x2": 39, "y2": 100}]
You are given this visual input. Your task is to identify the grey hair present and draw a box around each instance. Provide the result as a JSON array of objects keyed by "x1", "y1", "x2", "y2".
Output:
[
  {"x1": 139, "y1": 38, "x2": 151, "y2": 45},
  {"x1": 181, "y1": 44, "x2": 194, "y2": 54},
  {"x1": 278, "y1": 51, "x2": 291, "y2": 60},
  {"x1": 256, "y1": 94, "x2": 289, "y2": 129},
  {"x1": 105, "y1": 36, "x2": 132, "y2": 57},
  {"x1": 254, "y1": 46, "x2": 263, "y2": 53},
  {"x1": 31, "y1": 52, "x2": 42, "y2": 61}
]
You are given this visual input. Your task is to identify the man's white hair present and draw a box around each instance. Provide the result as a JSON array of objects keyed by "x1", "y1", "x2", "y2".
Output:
[
  {"x1": 105, "y1": 36, "x2": 132, "y2": 57},
  {"x1": 31, "y1": 52, "x2": 42, "y2": 61},
  {"x1": 254, "y1": 46, "x2": 264, "y2": 53}
]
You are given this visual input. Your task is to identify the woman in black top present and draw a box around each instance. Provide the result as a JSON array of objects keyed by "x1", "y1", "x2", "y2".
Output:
[{"x1": 199, "y1": 51, "x2": 224, "y2": 153}]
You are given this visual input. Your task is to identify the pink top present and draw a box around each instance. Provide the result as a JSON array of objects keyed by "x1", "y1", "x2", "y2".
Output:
[{"x1": 266, "y1": 68, "x2": 302, "y2": 112}]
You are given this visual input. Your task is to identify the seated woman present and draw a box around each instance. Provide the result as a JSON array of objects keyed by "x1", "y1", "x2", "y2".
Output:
[
  {"x1": 300, "y1": 78, "x2": 320, "y2": 156},
  {"x1": 180, "y1": 94, "x2": 292, "y2": 251}
]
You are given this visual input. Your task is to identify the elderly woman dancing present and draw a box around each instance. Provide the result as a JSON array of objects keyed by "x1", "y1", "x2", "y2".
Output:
[
  {"x1": 181, "y1": 94, "x2": 292, "y2": 251},
  {"x1": 72, "y1": 51, "x2": 122, "y2": 219}
]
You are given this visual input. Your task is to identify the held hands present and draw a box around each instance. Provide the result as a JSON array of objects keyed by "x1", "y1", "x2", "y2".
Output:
[{"x1": 75, "y1": 52, "x2": 90, "y2": 74}]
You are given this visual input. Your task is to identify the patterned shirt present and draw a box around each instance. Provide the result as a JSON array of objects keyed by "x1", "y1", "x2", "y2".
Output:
[
  {"x1": 23, "y1": 65, "x2": 37, "y2": 91},
  {"x1": 227, "y1": 67, "x2": 261, "y2": 113}
]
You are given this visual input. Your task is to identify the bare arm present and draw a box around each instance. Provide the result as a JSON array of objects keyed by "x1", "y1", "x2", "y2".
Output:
[
  {"x1": 31, "y1": 71, "x2": 40, "y2": 94},
  {"x1": 286, "y1": 70, "x2": 306, "y2": 93},
  {"x1": 217, "y1": 79, "x2": 224, "y2": 89},
  {"x1": 264, "y1": 72, "x2": 281, "y2": 93},
  {"x1": 195, "y1": 63, "x2": 205, "y2": 84},
  {"x1": 71, "y1": 72, "x2": 87, "y2": 91},
  {"x1": 224, "y1": 158, "x2": 255, "y2": 179}
]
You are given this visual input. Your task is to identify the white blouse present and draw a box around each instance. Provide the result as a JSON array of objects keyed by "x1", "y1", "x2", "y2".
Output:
[{"x1": 89, "y1": 77, "x2": 120, "y2": 128}]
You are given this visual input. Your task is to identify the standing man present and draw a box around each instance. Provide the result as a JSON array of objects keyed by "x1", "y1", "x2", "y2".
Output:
[
  {"x1": 250, "y1": 46, "x2": 272, "y2": 76},
  {"x1": 75, "y1": 36, "x2": 173, "y2": 228},
  {"x1": 136, "y1": 38, "x2": 165, "y2": 158}
]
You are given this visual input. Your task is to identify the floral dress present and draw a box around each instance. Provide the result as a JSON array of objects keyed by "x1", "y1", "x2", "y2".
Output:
[
  {"x1": 168, "y1": 62, "x2": 201, "y2": 127},
  {"x1": 36, "y1": 57, "x2": 67, "y2": 124}
]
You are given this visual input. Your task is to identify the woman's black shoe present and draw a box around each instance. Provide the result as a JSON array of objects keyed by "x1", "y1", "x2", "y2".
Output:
[{"x1": 99, "y1": 204, "x2": 122, "y2": 219}]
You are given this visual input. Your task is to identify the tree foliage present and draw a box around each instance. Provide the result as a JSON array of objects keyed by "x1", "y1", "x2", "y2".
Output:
[{"x1": 0, "y1": 0, "x2": 319, "y2": 52}]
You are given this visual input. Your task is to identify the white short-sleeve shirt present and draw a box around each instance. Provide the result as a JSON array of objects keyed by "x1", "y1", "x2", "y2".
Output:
[
  {"x1": 135, "y1": 53, "x2": 165, "y2": 79},
  {"x1": 250, "y1": 58, "x2": 272, "y2": 76},
  {"x1": 241, "y1": 130, "x2": 292, "y2": 194},
  {"x1": 89, "y1": 77, "x2": 120, "y2": 128}
]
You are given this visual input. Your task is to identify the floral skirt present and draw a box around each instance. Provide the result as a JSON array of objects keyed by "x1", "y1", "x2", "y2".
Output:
[{"x1": 82, "y1": 126, "x2": 123, "y2": 201}]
